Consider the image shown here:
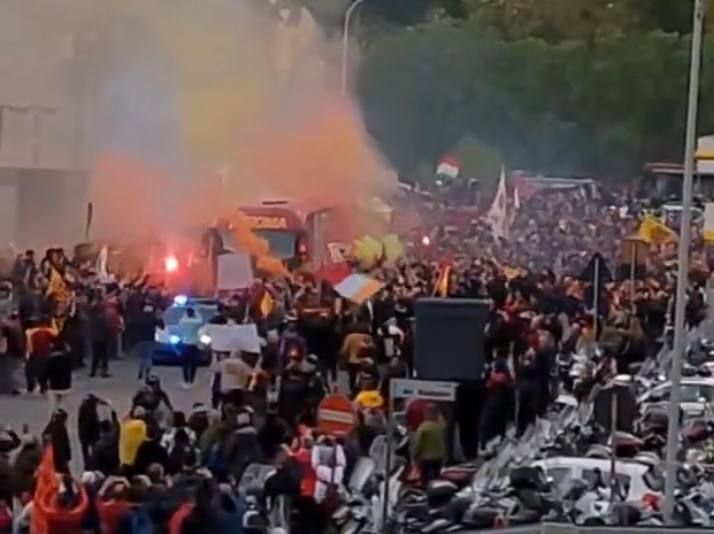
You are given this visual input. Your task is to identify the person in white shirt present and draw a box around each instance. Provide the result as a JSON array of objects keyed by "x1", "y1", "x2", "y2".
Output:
[
  {"x1": 311, "y1": 435, "x2": 346, "y2": 504},
  {"x1": 178, "y1": 308, "x2": 203, "y2": 388},
  {"x1": 219, "y1": 351, "x2": 253, "y2": 407}
]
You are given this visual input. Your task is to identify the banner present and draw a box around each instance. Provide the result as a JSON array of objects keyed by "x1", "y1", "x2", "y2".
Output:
[
  {"x1": 202, "y1": 323, "x2": 261, "y2": 354},
  {"x1": 216, "y1": 252, "x2": 253, "y2": 292},
  {"x1": 327, "y1": 242, "x2": 351, "y2": 263}
]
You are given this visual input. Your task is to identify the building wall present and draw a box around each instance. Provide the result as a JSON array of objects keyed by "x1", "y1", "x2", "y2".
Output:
[
  {"x1": 0, "y1": 168, "x2": 88, "y2": 249},
  {"x1": 0, "y1": 26, "x2": 89, "y2": 248}
]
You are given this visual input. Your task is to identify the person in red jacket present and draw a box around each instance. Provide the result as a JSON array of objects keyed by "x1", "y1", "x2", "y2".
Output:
[
  {"x1": 293, "y1": 436, "x2": 317, "y2": 499},
  {"x1": 25, "y1": 316, "x2": 56, "y2": 394},
  {"x1": 95, "y1": 476, "x2": 132, "y2": 534},
  {"x1": 292, "y1": 436, "x2": 323, "y2": 534},
  {"x1": 40, "y1": 475, "x2": 89, "y2": 534}
]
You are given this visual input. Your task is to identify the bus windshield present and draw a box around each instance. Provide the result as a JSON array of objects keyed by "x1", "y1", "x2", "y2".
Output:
[{"x1": 255, "y1": 229, "x2": 297, "y2": 259}]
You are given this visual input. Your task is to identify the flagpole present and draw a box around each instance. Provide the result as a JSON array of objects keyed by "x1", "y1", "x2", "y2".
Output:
[
  {"x1": 664, "y1": 0, "x2": 704, "y2": 522},
  {"x1": 593, "y1": 255, "x2": 600, "y2": 340},
  {"x1": 630, "y1": 242, "x2": 636, "y2": 313}
]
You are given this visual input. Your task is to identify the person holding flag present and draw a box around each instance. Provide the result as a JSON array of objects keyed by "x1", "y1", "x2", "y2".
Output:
[
  {"x1": 636, "y1": 215, "x2": 679, "y2": 245},
  {"x1": 487, "y1": 168, "x2": 510, "y2": 239}
]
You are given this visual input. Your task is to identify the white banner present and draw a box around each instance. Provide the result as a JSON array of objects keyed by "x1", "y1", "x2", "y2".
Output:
[
  {"x1": 202, "y1": 323, "x2": 261, "y2": 354},
  {"x1": 216, "y1": 252, "x2": 253, "y2": 291}
]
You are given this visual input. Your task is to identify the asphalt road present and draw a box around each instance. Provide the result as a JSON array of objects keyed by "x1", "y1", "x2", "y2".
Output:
[{"x1": 0, "y1": 356, "x2": 214, "y2": 474}]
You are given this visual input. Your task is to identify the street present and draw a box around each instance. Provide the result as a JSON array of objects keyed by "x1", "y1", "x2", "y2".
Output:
[{"x1": 0, "y1": 356, "x2": 212, "y2": 474}]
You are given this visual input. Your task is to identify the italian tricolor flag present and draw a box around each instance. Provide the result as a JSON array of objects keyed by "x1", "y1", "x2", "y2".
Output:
[{"x1": 436, "y1": 157, "x2": 460, "y2": 179}]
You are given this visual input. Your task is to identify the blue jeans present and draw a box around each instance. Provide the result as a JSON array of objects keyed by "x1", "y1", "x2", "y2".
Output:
[{"x1": 135, "y1": 341, "x2": 155, "y2": 381}]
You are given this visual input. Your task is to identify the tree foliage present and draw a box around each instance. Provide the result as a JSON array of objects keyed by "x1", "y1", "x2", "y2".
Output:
[
  {"x1": 357, "y1": 26, "x2": 700, "y2": 178},
  {"x1": 451, "y1": 136, "x2": 504, "y2": 189}
]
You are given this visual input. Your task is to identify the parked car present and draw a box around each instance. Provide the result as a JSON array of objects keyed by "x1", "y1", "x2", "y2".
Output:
[{"x1": 637, "y1": 377, "x2": 714, "y2": 419}]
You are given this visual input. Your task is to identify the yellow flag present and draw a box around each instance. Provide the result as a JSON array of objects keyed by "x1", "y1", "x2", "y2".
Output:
[
  {"x1": 46, "y1": 268, "x2": 69, "y2": 299},
  {"x1": 260, "y1": 291, "x2": 274, "y2": 318},
  {"x1": 636, "y1": 216, "x2": 678, "y2": 245},
  {"x1": 503, "y1": 267, "x2": 521, "y2": 280},
  {"x1": 382, "y1": 234, "x2": 404, "y2": 264},
  {"x1": 352, "y1": 235, "x2": 383, "y2": 268},
  {"x1": 433, "y1": 264, "x2": 452, "y2": 297}
]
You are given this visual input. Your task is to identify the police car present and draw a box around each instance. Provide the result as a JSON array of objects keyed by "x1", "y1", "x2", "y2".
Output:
[{"x1": 153, "y1": 295, "x2": 218, "y2": 366}]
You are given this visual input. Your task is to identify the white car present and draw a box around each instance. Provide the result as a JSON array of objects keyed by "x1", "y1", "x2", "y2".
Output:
[
  {"x1": 531, "y1": 457, "x2": 660, "y2": 504},
  {"x1": 637, "y1": 377, "x2": 714, "y2": 418}
]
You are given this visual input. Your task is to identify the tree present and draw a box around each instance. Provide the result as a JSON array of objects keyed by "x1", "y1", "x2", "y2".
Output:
[
  {"x1": 357, "y1": 23, "x2": 476, "y2": 174},
  {"x1": 464, "y1": 0, "x2": 639, "y2": 42},
  {"x1": 451, "y1": 136, "x2": 504, "y2": 190},
  {"x1": 362, "y1": 0, "x2": 466, "y2": 29},
  {"x1": 358, "y1": 24, "x2": 699, "y2": 179},
  {"x1": 463, "y1": 0, "x2": 714, "y2": 42}
]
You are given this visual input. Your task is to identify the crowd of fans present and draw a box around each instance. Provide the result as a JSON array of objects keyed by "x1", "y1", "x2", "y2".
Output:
[{"x1": 0, "y1": 183, "x2": 709, "y2": 533}]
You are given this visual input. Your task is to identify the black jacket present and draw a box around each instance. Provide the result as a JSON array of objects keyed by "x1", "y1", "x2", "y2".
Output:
[
  {"x1": 134, "y1": 311, "x2": 161, "y2": 344},
  {"x1": 46, "y1": 351, "x2": 73, "y2": 392},
  {"x1": 43, "y1": 419, "x2": 71, "y2": 474},
  {"x1": 12, "y1": 441, "x2": 42, "y2": 496},
  {"x1": 134, "y1": 439, "x2": 169, "y2": 474},
  {"x1": 89, "y1": 432, "x2": 120, "y2": 475},
  {"x1": 78, "y1": 396, "x2": 102, "y2": 445},
  {"x1": 89, "y1": 305, "x2": 111, "y2": 343}
]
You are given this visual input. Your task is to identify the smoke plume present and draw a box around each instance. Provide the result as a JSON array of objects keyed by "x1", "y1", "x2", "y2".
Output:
[{"x1": 3, "y1": 0, "x2": 395, "y2": 245}]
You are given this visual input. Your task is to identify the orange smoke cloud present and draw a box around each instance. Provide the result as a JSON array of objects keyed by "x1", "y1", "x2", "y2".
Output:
[
  {"x1": 89, "y1": 153, "x2": 171, "y2": 241},
  {"x1": 85, "y1": 1, "x2": 395, "y2": 249},
  {"x1": 231, "y1": 211, "x2": 289, "y2": 278},
  {"x1": 230, "y1": 93, "x2": 392, "y2": 206}
]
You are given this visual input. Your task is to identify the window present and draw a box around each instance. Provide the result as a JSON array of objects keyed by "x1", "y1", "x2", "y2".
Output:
[
  {"x1": 255, "y1": 229, "x2": 297, "y2": 259},
  {"x1": 162, "y1": 307, "x2": 185, "y2": 325},
  {"x1": 680, "y1": 385, "x2": 714, "y2": 403},
  {"x1": 163, "y1": 305, "x2": 216, "y2": 325},
  {"x1": 583, "y1": 469, "x2": 631, "y2": 495},
  {"x1": 546, "y1": 467, "x2": 572, "y2": 485}
]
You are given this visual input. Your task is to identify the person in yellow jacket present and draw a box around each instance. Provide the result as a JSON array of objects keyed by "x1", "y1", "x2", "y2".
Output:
[
  {"x1": 339, "y1": 331, "x2": 374, "y2": 394},
  {"x1": 119, "y1": 406, "x2": 147, "y2": 473}
]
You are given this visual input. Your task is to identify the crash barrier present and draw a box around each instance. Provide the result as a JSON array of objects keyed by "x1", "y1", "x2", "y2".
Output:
[{"x1": 471, "y1": 523, "x2": 711, "y2": 534}]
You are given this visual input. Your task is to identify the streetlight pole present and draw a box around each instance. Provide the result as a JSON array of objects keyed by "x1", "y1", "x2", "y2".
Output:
[
  {"x1": 663, "y1": 0, "x2": 705, "y2": 523},
  {"x1": 341, "y1": 0, "x2": 365, "y2": 95}
]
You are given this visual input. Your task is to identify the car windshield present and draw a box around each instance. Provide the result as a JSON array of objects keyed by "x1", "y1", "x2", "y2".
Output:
[
  {"x1": 649, "y1": 384, "x2": 714, "y2": 403},
  {"x1": 681, "y1": 385, "x2": 714, "y2": 403},
  {"x1": 162, "y1": 305, "x2": 216, "y2": 326},
  {"x1": 583, "y1": 469, "x2": 630, "y2": 494}
]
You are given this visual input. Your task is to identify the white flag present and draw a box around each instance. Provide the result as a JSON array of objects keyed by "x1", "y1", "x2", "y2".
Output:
[
  {"x1": 487, "y1": 167, "x2": 509, "y2": 238},
  {"x1": 96, "y1": 246, "x2": 113, "y2": 283},
  {"x1": 509, "y1": 179, "x2": 521, "y2": 227}
]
